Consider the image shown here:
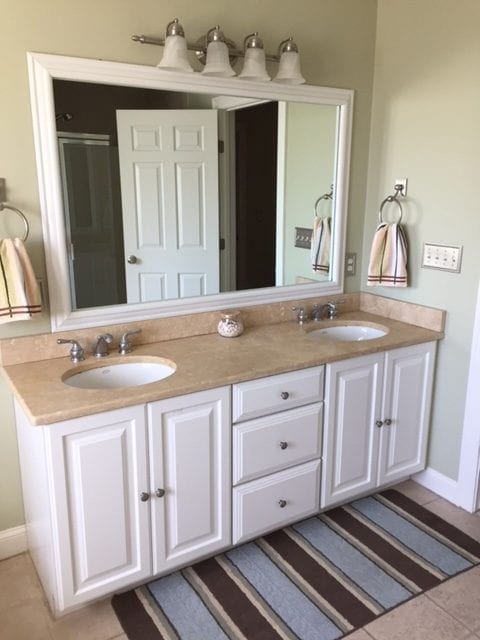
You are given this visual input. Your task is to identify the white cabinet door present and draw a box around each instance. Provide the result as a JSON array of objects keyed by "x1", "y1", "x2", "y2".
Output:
[
  {"x1": 148, "y1": 387, "x2": 231, "y2": 575},
  {"x1": 322, "y1": 353, "x2": 384, "y2": 508},
  {"x1": 45, "y1": 405, "x2": 150, "y2": 610},
  {"x1": 322, "y1": 343, "x2": 437, "y2": 509},
  {"x1": 377, "y1": 342, "x2": 436, "y2": 486}
]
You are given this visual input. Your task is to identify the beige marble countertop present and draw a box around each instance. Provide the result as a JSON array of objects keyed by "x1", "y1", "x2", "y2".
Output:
[{"x1": 1, "y1": 311, "x2": 443, "y2": 426}]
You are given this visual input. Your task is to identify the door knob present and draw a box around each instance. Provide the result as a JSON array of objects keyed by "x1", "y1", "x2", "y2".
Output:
[
  {"x1": 140, "y1": 491, "x2": 150, "y2": 502},
  {"x1": 278, "y1": 499, "x2": 287, "y2": 508},
  {"x1": 375, "y1": 420, "x2": 383, "y2": 428},
  {"x1": 280, "y1": 391, "x2": 289, "y2": 400},
  {"x1": 279, "y1": 441, "x2": 288, "y2": 450},
  {"x1": 155, "y1": 488, "x2": 165, "y2": 498},
  {"x1": 384, "y1": 418, "x2": 392, "y2": 425},
  {"x1": 127, "y1": 255, "x2": 138, "y2": 264}
]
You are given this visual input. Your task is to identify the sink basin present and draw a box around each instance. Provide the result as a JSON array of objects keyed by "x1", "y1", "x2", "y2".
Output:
[
  {"x1": 307, "y1": 323, "x2": 388, "y2": 342},
  {"x1": 63, "y1": 358, "x2": 176, "y2": 389}
]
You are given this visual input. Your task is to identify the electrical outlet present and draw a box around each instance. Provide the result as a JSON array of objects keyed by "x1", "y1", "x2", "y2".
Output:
[
  {"x1": 422, "y1": 243, "x2": 462, "y2": 273},
  {"x1": 345, "y1": 252, "x2": 357, "y2": 276}
]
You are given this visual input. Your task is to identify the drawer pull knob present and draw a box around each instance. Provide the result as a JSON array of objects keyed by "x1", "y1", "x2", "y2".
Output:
[
  {"x1": 155, "y1": 488, "x2": 165, "y2": 498},
  {"x1": 278, "y1": 499, "x2": 287, "y2": 508},
  {"x1": 384, "y1": 418, "x2": 392, "y2": 426},
  {"x1": 140, "y1": 491, "x2": 150, "y2": 502},
  {"x1": 280, "y1": 391, "x2": 289, "y2": 400},
  {"x1": 279, "y1": 441, "x2": 288, "y2": 450},
  {"x1": 375, "y1": 420, "x2": 383, "y2": 428}
]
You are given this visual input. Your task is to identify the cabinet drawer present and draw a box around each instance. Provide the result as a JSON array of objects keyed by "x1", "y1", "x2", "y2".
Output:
[
  {"x1": 232, "y1": 460, "x2": 320, "y2": 544},
  {"x1": 232, "y1": 366, "x2": 324, "y2": 422},
  {"x1": 233, "y1": 403, "x2": 323, "y2": 485}
]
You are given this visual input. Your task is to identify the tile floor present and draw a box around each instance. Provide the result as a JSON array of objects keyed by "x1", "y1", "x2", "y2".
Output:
[{"x1": 0, "y1": 480, "x2": 479, "y2": 640}]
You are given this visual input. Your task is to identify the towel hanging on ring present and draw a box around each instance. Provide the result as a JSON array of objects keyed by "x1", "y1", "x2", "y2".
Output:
[
  {"x1": 311, "y1": 216, "x2": 331, "y2": 273},
  {"x1": 0, "y1": 238, "x2": 42, "y2": 323},
  {"x1": 367, "y1": 222, "x2": 408, "y2": 287}
]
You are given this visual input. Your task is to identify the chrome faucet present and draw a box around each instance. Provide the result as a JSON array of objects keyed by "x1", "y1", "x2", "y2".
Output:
[
  {"x1": 312, "y1": 299, "x2": 345, "y2": 321},
  {"x1": 57, "y1": 338, "x2": 85, "y2": 363},
  {"x1": 93, "y1": 333, "x2": 113, "y2": 358},
  {"x1": 118, "y1": 328, "x2": 142, "y2": 355},
  {"x1": 292, "y1": 306, "x2": 309, "y2": 325}
]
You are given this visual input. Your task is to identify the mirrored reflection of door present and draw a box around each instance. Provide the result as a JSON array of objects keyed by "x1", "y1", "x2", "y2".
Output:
[
  {"x1": 58, "y1": 133, "x2": 126, "y2": 309},
  {"x1": 116, "y1": 110, "x2": 220, "y2": 303}
]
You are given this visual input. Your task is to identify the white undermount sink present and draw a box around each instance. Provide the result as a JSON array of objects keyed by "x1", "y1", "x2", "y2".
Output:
[
  {"x1": 62, "y1": 358, "x2": 176, "y2": 389},
  {"x1": 307, "y1": 323, "x2": 388, "y2": 342}
]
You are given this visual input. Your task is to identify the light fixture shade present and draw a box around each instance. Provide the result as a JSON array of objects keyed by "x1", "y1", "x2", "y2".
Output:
[
  {"x1": 157, "y1": 34, "x2": 194, "y2": 72},
  {"x1": 273, "y1": 50, "x2": 305, "y2": 84},
  {"x1": 202, "y1": 40, "x2": 236, "y2": 76},
  {"x1": 239, "y1": 33, "x2": 270, "y2": 82}
]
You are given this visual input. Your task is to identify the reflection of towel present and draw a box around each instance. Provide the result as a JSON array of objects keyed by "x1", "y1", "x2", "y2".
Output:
[
  {"x1": 311, "y1": 217, "x2": 331, "y2": 273},
  {"x1": 0, "y1": 238, "x2": 42, "y2": 323},
  {"x1": 367, "y1": 222, "x2": 408, "y2": 287}
]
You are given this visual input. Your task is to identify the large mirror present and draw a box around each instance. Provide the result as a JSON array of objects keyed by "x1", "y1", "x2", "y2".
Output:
[{"x1": 28, "y1": 52, "x2": 353, "y2": 331}]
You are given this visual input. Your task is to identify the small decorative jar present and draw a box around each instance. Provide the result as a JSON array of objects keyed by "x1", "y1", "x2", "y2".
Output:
[{"x1": 217, "y1": 310, "x2": 244, "y2": 338}]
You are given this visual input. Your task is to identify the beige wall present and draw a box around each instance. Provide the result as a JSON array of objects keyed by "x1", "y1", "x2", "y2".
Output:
[
  {"x1": 363, "y1": 0, "x2": 480, "y2": 478},
  {"x1": 0, "y1": 1, "x2": 376, "y2": 530}
]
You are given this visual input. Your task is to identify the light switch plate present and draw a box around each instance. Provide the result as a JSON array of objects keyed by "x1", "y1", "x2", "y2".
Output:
[
  {"x1": 294, "y1": 227, "x2": 312, "y2": 249},
  {"x1": 422, "y1": 243, "x2": 463, "y2": 272}
]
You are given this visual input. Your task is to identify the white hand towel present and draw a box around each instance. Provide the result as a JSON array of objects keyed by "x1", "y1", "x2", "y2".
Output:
[
  {"x1": 0, "y1": 238, "x2": 42, "y2": 323},
  {"x1": 311, "y1": 216, "x2": 331, "y2": 273},
  {"x1": 367, "y1": 222, "x2": 408, "y2": 287}
]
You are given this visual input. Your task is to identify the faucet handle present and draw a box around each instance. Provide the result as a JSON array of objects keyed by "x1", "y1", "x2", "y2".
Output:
[
  {"x1": 292, "y1": 306, "x2": 308, "y2": 324},
  {"x1": 57, "y1": 338, "x2": 85, "y2": 363},
  {"x1": 119, "y1": 328, "x2": 142, "y2": 355}
]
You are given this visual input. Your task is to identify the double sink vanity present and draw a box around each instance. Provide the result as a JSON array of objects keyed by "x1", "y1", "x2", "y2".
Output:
[{"x1": 1, "y1": 298, "x2": 443, "y2": 616}]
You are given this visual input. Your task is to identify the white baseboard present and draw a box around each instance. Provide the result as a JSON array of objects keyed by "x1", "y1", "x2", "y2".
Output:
[
  {"x1": 414, "y1": 467, "x2": 460, "y2": 505},
  {"x1": 0, "y1": 525, "x2": 27, "y2": 560}
]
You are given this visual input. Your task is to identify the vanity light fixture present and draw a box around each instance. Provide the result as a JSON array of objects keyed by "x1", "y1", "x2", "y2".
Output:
[
  {"x1": 273, "y1": 37, "x2": 306, "y2": 84},
  {"x1": 132, "y1": 20, "x2": 306, "y2": 83},
  {"x1": 201, "y1": 26, "x2": 236, "y2": 77},
  {"x1": 156, "y1": 19, "x2": 194, "y2": 72},
  {"x1": 238, "y1": 33, "x2": 270, "y2": 82}
]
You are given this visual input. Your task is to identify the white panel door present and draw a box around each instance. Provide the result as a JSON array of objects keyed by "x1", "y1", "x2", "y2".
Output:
[
  {"x1": 45, "y1": 405, "x2": 150, "y2": 610},
  {"x1": 322, "y1": 353, "x2": 383, "y2": 508},
  {"x1": 148, "y1": 387, "x2": 231, "y2": 575},
  {"x1": 377, "y1": 342, "x2": 436, "y2": 486},
  {"x1": 116, "y1": 109, "x2": 220, "y2": 302}
]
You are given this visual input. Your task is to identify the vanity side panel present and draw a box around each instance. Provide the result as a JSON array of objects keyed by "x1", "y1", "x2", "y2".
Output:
[{"x1": 14, "y1": 400, "x2": 57, "y2": 612}]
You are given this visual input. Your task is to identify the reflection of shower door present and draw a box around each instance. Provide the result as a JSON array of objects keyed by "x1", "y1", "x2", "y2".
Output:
[
  {"x1": 58, "y1": 133, "x2": 126, "y2": 309},
  {"x1": 116, "y1": 110, "x2": 219, "y2": 302}
]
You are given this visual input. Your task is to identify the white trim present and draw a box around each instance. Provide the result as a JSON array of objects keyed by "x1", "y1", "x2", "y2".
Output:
[
  {"x1": 275, "y1": 101, "x2": 287, "y2": 286},
  {"x1": 27, "y1": 51, "x2": 353, "y2": 332},
  {"x1": 456, "y1": 278, "x2": 480, "y2": 512},
  {"x1": 413, "y1": 467, "x2": 459, "y2": 505},
  {"x1": 0, "y1": 525, "x2": 27, "y2": 560}
]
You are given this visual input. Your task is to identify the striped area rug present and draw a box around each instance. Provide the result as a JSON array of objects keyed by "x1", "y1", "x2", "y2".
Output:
[{"x1": 112, "y1": 489, "x2": 480, "y2": 639}]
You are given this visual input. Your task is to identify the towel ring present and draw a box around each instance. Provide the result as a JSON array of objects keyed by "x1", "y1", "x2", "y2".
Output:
[
  {"x1": 314, "y1": 185, "x2": 334, "y2": 216},
  {"x1": 0, "y1": 203, "x2": 30, "y2": 241},
  {"x1": 378, "y1": 184, "x2": 404, "y2": 224}
]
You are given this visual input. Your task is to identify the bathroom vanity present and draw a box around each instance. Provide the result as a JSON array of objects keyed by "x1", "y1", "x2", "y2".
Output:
[{"x1": 3, "y1": 310, "x2": 440, "y2": 615}]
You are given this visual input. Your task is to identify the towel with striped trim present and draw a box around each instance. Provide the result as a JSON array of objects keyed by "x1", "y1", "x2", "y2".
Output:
[
  {"x1": 367, "y1": 222, "x2": 408, "y2": 287},
  {"x1": 0, "y1": 238, "x2": 42, "y2": 323}
]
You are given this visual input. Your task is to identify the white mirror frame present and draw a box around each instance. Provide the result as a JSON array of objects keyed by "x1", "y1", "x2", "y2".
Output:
[{"x1": 27, "y1": 52, "x2": 353, "y2": 332}]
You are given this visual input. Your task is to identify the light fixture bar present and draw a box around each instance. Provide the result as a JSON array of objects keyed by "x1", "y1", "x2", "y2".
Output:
[{"x1": 131, "y1": 34, "x2": 280, "y2": 62}]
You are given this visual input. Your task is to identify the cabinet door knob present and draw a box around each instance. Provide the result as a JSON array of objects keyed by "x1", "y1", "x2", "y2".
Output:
[
  {"x1": 140, "y1": 491, "x2": 150, "y2": 502},
  {"x1": 127, "y1": 255, "x2": 138, "y2": 264},
  {"x1": 278, "y1": 499, "x2": 287, "y2": 508},
  {"x1": 279, "y1": 441, "x2": 288, "y2": 450},
  {"x1": 155, "y1": 488, "x2": 165, "y2": 498},
  {"x1": 384, "y1": 418, "x2": 392, "y2": 426},
  {"x1": 375, "y1": 420, "x2": 383, "y2": 428},
  {"x1": 280, "y1": 391, "x2": 289, "y2": 400}
]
